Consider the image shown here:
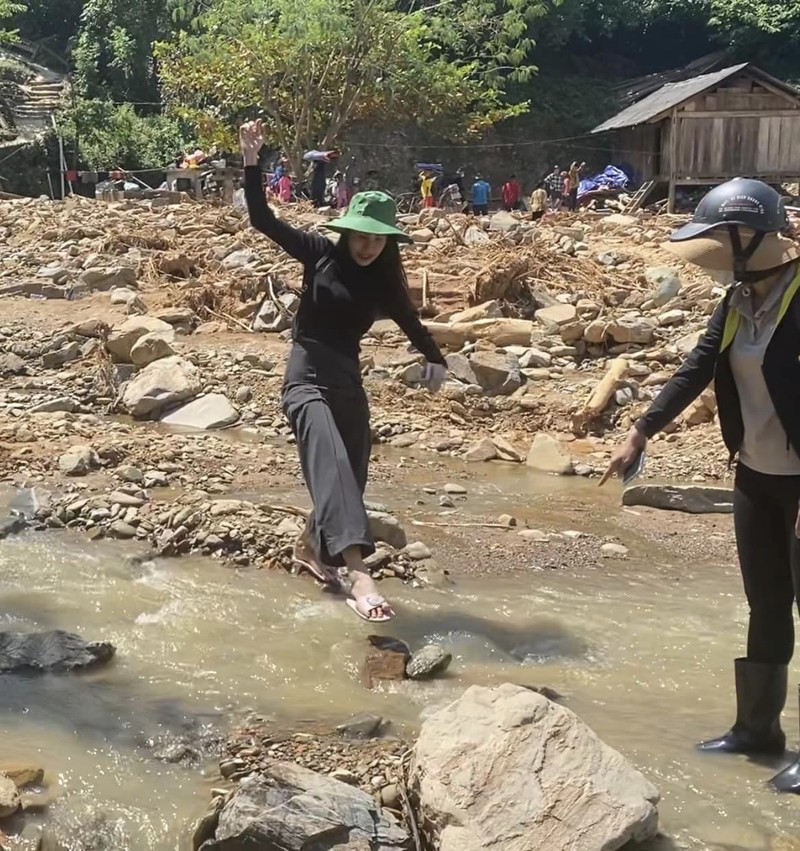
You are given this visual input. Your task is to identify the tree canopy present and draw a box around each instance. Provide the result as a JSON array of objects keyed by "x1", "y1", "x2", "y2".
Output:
[
  {"x1": 155, "y1": 0, "x2": 531, "y2": 170},
  {"x1": 5, "y1": 0, "x2": 800, "y2": 173}
]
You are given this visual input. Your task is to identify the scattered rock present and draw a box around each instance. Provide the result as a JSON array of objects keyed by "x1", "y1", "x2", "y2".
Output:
[
  {"x1": 336, "y1": 714, "x2": 383, "y2": 740},
  {"x1": 121, "y1": 355, "x2": 202, "y2": 418},
  {"x1": 601, "y1": 543, "x2": 629, "y2": 558},
  {"x1": 443, "y1": 483, "x2": 467, "y2": 495},
  {"x1": 607, "y1": 316, "x2": 657, "y2": 345},
  {"x1": 403, "y1": 541, "x2": 432, "y2": 561},
  {"x1": 463, "y1": 437, "x2": 498, "y2": 462},
  {"x1": 406, "y1": 645, "x2": 452, "y2": 680},
  {"x1": 623, "y1": 484, "x2": 733, "y2": 514},
  {"x1": 469, "y1": 351, "x2": 522, "y2": 396},
  {"x1": 526, "y1": 433, "x2": 573, "y2": 475},
  {"x1": 0, "y1": 353, "x2": 27, "y2": 375},
  {"x1": 29, "y1": 396, "x2": 79, "y2": 414},
  {"x1": 160, "y1": 393, "x2": 239, "y2": 430},
  {"x1": 410, "y1": 683, "x2": 660, "y2": 851},
  {"x1": 58, "y1": 445, "x2": 99, "y2": 477},
  {"x1": 0, "y1": 763, "x2": 44, "y2": 788},
  {"x1": 106, "y1": 316, "x2": 175, "y2": 363},
  {"x1": 367, "y1": 512, "x2": 408, "y2": 549},
  {"x1": 201, "y1": 764, "x2": 409, "y2": 850},
  {"x1": 646, "y1": 266, "x2": 682, "y2": 307},
  {"x1": 445, "y1": 352, "x2": 478, "y2": 385},
  {"x1": 0, "y1": 630, "x2": 115, "y2": 673},
  {"x1": 0, "y1": 775, "x2": 20, "y2": 819},
  {"x1": 536, "y1": 303, "x2": 577, "y2": 331},
  {"x1": 0, "y1": 516, "x2": 25, "y2": 540},
  {"x1": 130, "y1": 331, "x2": 176, "y2": 367}
]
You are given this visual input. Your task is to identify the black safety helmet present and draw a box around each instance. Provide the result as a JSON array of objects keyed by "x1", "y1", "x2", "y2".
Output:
[{"x1": 670, "y1": 178, "x2": 788, "y2": 278}]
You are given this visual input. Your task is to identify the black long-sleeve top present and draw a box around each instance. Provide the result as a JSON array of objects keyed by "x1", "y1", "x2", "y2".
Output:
[{"x1": 243, "y1": 166, "x2": 445, "y2": 366}]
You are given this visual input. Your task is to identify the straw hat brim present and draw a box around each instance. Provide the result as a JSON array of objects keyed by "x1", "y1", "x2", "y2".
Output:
[{"x1": 664, "y1": 230, "x2": 800, "y2": 272}]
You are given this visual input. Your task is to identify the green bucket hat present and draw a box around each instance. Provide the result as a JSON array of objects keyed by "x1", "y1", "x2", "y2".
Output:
[{"x1": 326, "y1": 191, "x2": 411, "y2": 243}]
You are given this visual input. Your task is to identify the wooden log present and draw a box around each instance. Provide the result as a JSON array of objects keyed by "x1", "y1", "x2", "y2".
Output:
[{"x1": 574, "y1": 357, "x2": 628, "y2": 430}]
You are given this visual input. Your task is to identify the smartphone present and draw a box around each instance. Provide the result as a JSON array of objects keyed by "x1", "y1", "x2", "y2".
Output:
[{"x1": 622, "y1": 448, "x2": 646, "y2": 486}]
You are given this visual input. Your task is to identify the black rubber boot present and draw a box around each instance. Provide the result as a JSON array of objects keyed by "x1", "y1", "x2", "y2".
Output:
[
  {"x1": 770, "y1": 684, "x2": 800, "y2": 793},
  {"x1": 697, "y1": 658, "x2": 787, "y2": 755}
]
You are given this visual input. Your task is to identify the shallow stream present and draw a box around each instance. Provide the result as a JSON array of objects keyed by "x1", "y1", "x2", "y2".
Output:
[{"x1": 1, "y1": 458, "x2": 799, "y2": 850}]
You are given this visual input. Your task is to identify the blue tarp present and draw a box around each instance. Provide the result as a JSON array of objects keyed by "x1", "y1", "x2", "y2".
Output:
[
  {"x1": 577, "y1": 165, "x2": 629, "y2": 199},
  {"x1": 415, "y1": 162, "x2": 443, "y2": 173}
]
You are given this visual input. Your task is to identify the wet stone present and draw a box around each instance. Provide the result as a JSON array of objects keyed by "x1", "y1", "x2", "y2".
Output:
[{"x1": 406, "y1": 645, "x2": 453, "y2": 680}]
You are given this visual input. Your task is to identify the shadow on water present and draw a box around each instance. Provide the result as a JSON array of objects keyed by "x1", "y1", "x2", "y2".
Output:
[
  {"x1": 391, "y1": 605, "x2": 592, "y2": 664},
  {"x1": 0, "y1": 671, "x2": 224, "y2": 760}
]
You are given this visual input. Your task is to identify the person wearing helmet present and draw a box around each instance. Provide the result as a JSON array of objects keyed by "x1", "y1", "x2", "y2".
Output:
[{"x1": 601, "y1": 178, "x2": 800, "y2": 792}]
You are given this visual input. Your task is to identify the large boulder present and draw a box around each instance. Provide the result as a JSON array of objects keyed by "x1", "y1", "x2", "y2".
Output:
[
  {"x1": 468, "y1": 351, "x2": 522, "y2": 396},
  {"x1": 106, "y1": 317, "x2": 175, "y2": 363},
  {"x1": 121, "y1": 355, "x2": 202, "y2": 419},
  {"x1": 0, "y1": 630, "x2": 115, "y2": 673},
  {"x1": 200, "y1": 763, "x2": 409, "y2": 850},
  {"x1": 160, "y1": 393, "x2": 239, "y2": 430},
  {"x1": 526, "y1": 433, "x2": 573, "y2": 475},
  {"x1": 410, "y1": 683, "x2": 659, "y2": 851},
  {"x1": 622, "y1": 484, "x2": 733, "y2": 514}
]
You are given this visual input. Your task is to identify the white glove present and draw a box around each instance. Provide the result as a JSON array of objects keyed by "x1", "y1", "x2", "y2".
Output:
[{"x1": 422, "y1": 362, "x2": 447, "y2": 393}]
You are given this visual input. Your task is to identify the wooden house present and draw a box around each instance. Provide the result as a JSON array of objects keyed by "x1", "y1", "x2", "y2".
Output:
[{"x1": 591, "y1": 62, "x2": 800, "y2": 210}]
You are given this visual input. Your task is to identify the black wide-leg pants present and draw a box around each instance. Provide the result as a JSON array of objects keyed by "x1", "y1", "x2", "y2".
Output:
[
  {"x1": 282, "y1": 344, "x2": 374, "y2": 568},
  {"x1": 734, "y1": 463, "x2": 800, "y2": 665}
]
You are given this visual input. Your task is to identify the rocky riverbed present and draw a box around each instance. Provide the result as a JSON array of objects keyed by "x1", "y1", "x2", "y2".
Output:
[{"x1": 1, "y1": 191, "x2": 788, "y2": 850}]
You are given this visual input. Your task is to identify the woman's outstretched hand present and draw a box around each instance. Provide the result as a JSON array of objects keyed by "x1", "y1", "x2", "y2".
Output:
[
  {"x1": 239, "y1": 120, "x2": 265, "y2": 167},
  {"x1": 599, "y1": 426, "x2": 647, "y2": 486}
]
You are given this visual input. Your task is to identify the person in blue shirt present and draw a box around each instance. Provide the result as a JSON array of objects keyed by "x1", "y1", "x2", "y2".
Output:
[{"x1": 471, "y1": 175, "x2": 491, "y2": 216}]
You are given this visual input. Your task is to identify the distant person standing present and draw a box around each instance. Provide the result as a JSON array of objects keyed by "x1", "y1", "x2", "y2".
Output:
[
  {"x1": 561, "y1": 171, "x2": 572, "y2": 211},
  {"x1": 568, "y1": 161, "x2": 583, "y2": 211},
  {"x1": 502, "y1": 174, "x2": 521, "y2": 211},
  {"x1": 530, "y1": 183, "x2": 548, "y2": 221},
  {"x1": 545, "y1": 165, "x2": 564, "y2": 211},
  {"x1": 420, "y1": 171, "x2": 436, "y2": 209},
  {"x1": 471, "y1": 175, "x2": 491, "y2": 216},
  {"x1": 345, "y1": 157, "x2": 360, "y2": 202},
  {"x1": 334, "y1": 171, "x2": 349, "y2": 209},
  {"x1": 304, "y1": 148, "x2": 340, "y2": 207}
]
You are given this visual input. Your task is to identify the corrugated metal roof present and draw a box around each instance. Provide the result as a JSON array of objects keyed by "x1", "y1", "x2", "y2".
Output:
[{"x1": 592, "y1": 63, "x2": 750, "y2": 133}]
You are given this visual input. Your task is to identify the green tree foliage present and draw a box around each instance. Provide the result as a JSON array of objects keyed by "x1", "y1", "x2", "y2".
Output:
[
  {"x1": 15, "y1": 0, "x2": 81, "y2": 53},
  {"x1": 156, "y1": 0, "x2": 529, "y2": 171},
  {"x1": 58, "y1": 100, "x2": 190, "y2": 169},
  {"x1": 0, "y1": 0, "x2": 26, "y2": 44},
  {"x1": 72, "y1": 0, "x2": 173, "y2": 102}
]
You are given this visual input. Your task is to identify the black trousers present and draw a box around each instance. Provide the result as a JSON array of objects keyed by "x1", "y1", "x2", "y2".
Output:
[
  {"x1": 282, "y1": 344, "x2": 374, "y2": 567},
  {"x1": 734, "y1": 463, "x2": 800, "y2": 664}
]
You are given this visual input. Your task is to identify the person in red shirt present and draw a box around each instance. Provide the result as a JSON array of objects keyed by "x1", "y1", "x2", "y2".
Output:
[{"x1": 502, "y1": 174, "x2": 521, "y2": 211}]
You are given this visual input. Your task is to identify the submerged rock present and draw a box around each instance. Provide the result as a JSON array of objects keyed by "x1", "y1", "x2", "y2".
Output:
[
  {"x1": 0, "y1": 630, "x2": 115, "y2": 673},
  {"x1": 410, "y1": 683, "x2": 659, "y2": 851},
  {"x1": 199, "y1": 763, "x2": 409, "y2": 850}
]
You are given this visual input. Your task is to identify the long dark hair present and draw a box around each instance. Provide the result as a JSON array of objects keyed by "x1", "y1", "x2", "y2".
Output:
[{"x1": 336, "y1": 231, "x2": 414, "y2": 310}]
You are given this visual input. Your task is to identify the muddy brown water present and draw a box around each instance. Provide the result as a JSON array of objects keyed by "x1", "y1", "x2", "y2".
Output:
[{"x1": 1, "y1": 454, "x2": 799, "y2": 850}]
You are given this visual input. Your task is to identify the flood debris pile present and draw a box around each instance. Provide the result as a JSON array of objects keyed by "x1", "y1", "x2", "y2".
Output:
[{"x1": 195, "y1": 684, "x2": 661, "y2": 851}]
